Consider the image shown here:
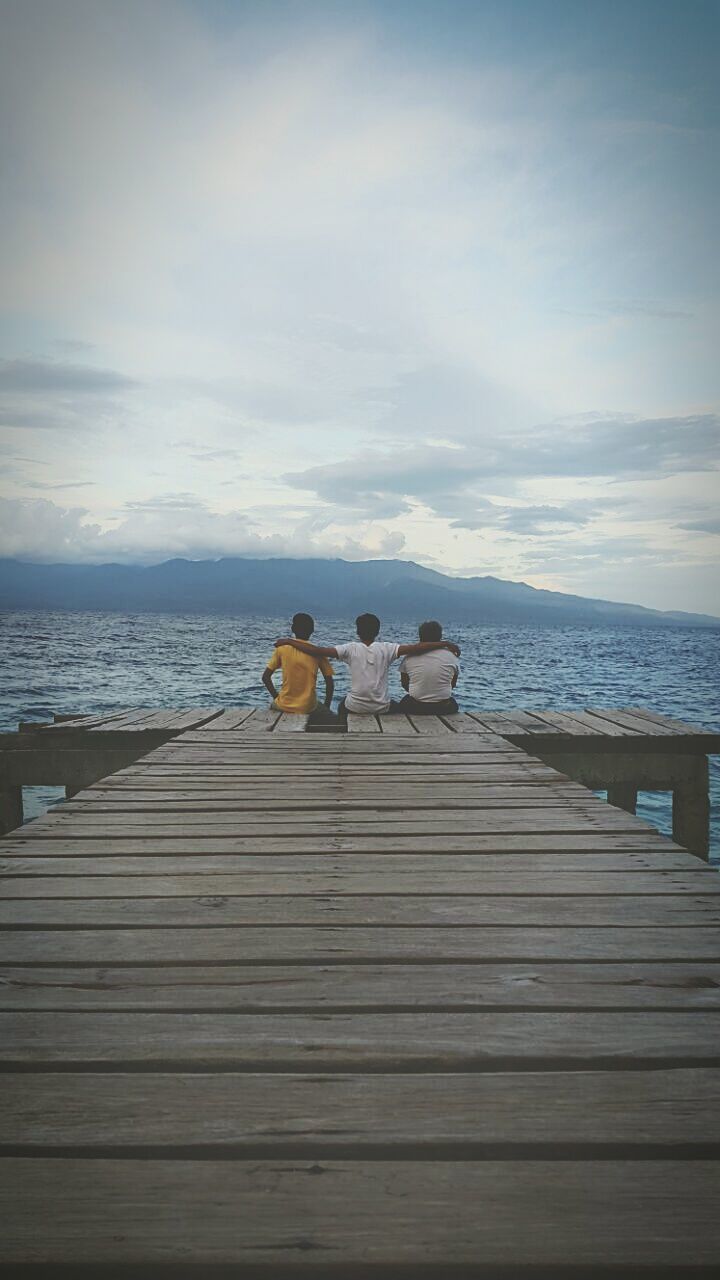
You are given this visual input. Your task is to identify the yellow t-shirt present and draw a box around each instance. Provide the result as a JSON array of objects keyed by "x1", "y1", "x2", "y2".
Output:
[{"x1": 266, "y1": 647, "x2": 334, "y2": 714}]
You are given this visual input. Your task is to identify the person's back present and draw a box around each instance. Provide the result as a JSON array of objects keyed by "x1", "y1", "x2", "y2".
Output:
[
  {"x1": 335, "y1": 637, "x2": 400, "y2": 714},
  {"x1": 399, "y1": 620, "x2": 459, "y2": 714},
  {"x1": 262, "y1": 613, "x2": 334, "y2": 717}
]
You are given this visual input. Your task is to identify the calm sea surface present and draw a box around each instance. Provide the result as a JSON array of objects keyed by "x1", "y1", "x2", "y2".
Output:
[{"x1": 1, "y1": 610, "x2": 718, "y2": 861}]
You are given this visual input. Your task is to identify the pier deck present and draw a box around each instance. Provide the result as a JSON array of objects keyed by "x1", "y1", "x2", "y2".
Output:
[
  {"x1": 1, "y1": 716, "x2": 719, "y2": 1273},
  {"x1": 2, "y1": 702, "x2": 717, "y2": 855}
]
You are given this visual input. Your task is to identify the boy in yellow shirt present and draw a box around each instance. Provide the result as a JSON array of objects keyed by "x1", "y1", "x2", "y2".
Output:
[{"x1": 262, "y1": 612, "x2": 336, "y2": 724}]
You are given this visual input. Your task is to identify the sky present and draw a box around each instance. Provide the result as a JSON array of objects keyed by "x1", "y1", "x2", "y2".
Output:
[{"x1": 0, "y1": 0, "x2": 718, "y2": 613}]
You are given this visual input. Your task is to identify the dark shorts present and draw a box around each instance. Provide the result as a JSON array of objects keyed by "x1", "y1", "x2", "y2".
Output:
[{"x1": 392, "y1": 694, "x2": 459, "y2": 716}]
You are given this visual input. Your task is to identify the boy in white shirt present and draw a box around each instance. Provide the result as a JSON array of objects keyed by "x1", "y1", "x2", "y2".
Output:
[
  {"x1": 398, "y1": 619, "x2": 459, "y2": 715},
  {"x1": 273, "y1": 612, "x2": 460, "y2": 725}
]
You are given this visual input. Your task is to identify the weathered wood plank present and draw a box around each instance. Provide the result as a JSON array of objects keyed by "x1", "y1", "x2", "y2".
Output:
[
  {"x1": 4, "y1": 893, "x2": 719, "y2": 928},
  {"x1": 347, "y1": 714, "x2": 382, "y2": 733},
  {"x1": 0, "y1": 849, "x2": 702, "y2": 876},
  {"x1": 3, "y1": 1069, "x2": 718, "y2": 1149},
  {"x1": 2, "y1": 963, "x2": 719, "y2": 1012},
  {"x1": 0, "y1": 832, "x2": 684, "y2": 855},
  {"x1": 407, "y1": 716, "x2": 454, "y2": 735},
  {"x1": 584, "y1": 708, "x2": 681, "y2": 736},
  {"x1": 3, "y1": 925, "x2": 719, "y2": 963},
  {"x1": 3, "y1": 869, "x2": 716, "y2": 898},
  {"x1": 623, "y1": 706, "x2": 713, "y2": 735},
  {"x1": 4, "y1": 1158, "x2": 720, "y2": 1268},
  {"x1": 521, "y1": 710, "x2": 604, "y2": 736},
  {"x1": 2, "y1": 1011, "x2": 719, "y2": 1066},
  {"x1": 193, "y1": 708, "x2": 256, "y2": 731},
  {"x1": 274, "y1": 713, "x2": 310, "y2": 732},
  {"x1": 377, "y1": 716, "x2": 418, "y2": 735}
]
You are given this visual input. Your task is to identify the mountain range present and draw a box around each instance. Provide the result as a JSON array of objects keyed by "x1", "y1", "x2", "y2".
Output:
[{"x1": 0, "y1": 556, "x2": 718, "y2": 628}]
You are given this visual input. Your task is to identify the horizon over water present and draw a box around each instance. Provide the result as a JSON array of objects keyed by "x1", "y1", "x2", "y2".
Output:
[{"x1": 1, "y1": 609, "x2": 718, "y2": 862}]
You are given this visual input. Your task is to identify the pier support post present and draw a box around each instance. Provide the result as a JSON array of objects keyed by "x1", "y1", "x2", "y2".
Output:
[
  {"x1": 0, "y1": 785, "x2": 23, "y2": 835},
  {"x1": 607, "y1": 783, "x2": 638, "y2": 815},
  {"x1": 672, "y1": 756, "x2": 710, "y2": 860}
]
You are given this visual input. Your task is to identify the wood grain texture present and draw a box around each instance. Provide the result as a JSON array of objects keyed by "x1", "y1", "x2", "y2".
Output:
[
  {"x1": 2, "y1": 1010, "x2": 719, "y2": 1067},
  {"x1": 4, "y1": 1158, "x2": 720, "y2": 1267},
  {"x1": 2, "y1": 962, "x2": 719, "y2": 1012},
  {"x1": 3, "y1": 1069, "x2": 718, "y2": 1149},
  {"x1": 3, "y1": 925, "x2": 719, "y2": 963}
]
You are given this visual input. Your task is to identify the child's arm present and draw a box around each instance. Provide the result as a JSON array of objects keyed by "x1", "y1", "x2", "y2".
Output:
[
  {"x1": 397, "y1": 640, "x2": 461, "y2": 658},
  {"x1": 400, "y1": 669, "x2": 410, "y2": 692},
  {"x1": 322, "y1": 669, "x2": 334, "y2": 707},
  {"x1": 261, "y1": 667, "x2": 279, "y2": 701},
  {"x1": 274, "y1": 637, "x2": 339, "y2": 659}
]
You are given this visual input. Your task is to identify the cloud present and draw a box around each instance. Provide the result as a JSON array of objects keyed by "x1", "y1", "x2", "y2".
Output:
[
  {"x1": 677, "y1": 516, "x2": 720, "y2": 535},
  {"x1": 0, "y1": 495, "x2": 406, "y2": 565},
  {"x1": 285, "y1": 414, "x2": 720, "y2": 527},
  {"x1": 0, "y1": 358, "x2": 138, "y2": 395},
  {"x1": 22, "y1": 480, "x2": 96, "y2": 491}
]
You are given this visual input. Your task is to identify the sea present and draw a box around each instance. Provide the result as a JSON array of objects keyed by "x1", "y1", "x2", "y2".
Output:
[{"x1": 1, "y1": 610, "x2": 718, "y2": 863}]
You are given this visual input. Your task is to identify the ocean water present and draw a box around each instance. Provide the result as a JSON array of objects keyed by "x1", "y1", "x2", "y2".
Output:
[{"x1": 1, "y1": 610, "x2": 718, "y2": 861}]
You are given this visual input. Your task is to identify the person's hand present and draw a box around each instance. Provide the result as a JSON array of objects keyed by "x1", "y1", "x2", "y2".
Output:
[{"x1": 445, "y1": 641, "x2": 461, "y2": 657}]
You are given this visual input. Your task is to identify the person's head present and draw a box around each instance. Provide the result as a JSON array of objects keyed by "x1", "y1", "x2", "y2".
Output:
[
  {"x1": 418, "y1": 619, "x2": 442, "y2": 642},
  {"x1": 291, "y1": 612, "x2": 314, "y2": 641},
  {"x1": 356, "y1": 612, "x2": 381, "y2": 643}
]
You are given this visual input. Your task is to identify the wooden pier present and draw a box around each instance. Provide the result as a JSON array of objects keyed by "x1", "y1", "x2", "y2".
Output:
[
  {"x1": 1, "y1": 703, "x2": 717, "y2": 855},
  {"x1": 1, "y1": 708, "x2": 720, "y2": 1273}
]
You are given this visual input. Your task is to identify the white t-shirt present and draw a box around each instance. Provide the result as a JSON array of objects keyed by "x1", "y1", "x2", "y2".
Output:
[
  {"x1": 399, "y1": 649, "x2": 459, "y2": 703},
  {"x1": 335, "y1": 640, "x2": 400, "y2": 713}
]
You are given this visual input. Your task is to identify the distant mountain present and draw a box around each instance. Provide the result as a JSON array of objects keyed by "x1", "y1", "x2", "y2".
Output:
[{"x1": 0, "y1": 556, "x2": 718, "y2": 628}]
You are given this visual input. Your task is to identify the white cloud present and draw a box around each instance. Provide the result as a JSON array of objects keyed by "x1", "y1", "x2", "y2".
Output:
[{"x1": 0, "y1": 495, "x2": 406, "y2": 565}]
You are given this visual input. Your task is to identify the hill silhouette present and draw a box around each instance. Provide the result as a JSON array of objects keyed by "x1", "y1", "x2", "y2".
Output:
[{"x1": 0, "y1": 556, "x2": 718, "y2": 628}]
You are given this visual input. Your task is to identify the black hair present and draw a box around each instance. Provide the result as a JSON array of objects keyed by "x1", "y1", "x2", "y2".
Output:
[
  {"x1": 291, "y1": 612, "x2": 315, "y2": 640},
  {"x1": 356, "y1": 612, "x2": 381, "y2": 642},
  {"x1": 418, "y1": 619, "x2": 442, "y2": 642}
]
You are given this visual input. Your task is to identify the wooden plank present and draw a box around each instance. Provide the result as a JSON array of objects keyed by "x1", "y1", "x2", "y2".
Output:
[
  {"x1": 20, "y1": 817, "x2": 655, "y2": 838},
  {"x1": 86, "y1": 709, "x2": 166, "y2": 732},
  {"x1": 5, "y1": 893, "x2": 719, "y2": 929},
  {"x1": 522, "y1": 710, "x2": 604, "y2": 736},
  {"x1": 585, "y1": 708, "x2": 681, "y2": 736},
  {"x1": 467, "y1": 711, "x2": 552, "y2": 735},
  {"x1": 37, "y1": 709, "x2": 133, "y2": 732},
  {"x1": 78, "y1": 773, "x2": 571, "y2": 793},
  {"x1": 28, "y1": 810, "x2": 656, "y2": 834},
  {"x1": 193, "y1": 708, "x2": 256, "y2": 731},
  {"x1": 407, "y1": 716, "x2": 454, "y2": 735},
  {"x1": 58, "y1": 795, "x2": 592, "y2": 813},
  {"x1": 442, "y1": 712, "x2": 485, "y2": 733},
  {"x1": 623, "y1": 706, "x2": 712, "y2": 735},
  {"x1": 2, "y1": 1011, "x2": 719, "y2": 1066},
  {"x1": 0, "y1": 832, "x2": 684, "y2": 855},
  {"x1": 3, "y1": 1158, "x2": 720, "y2": 1268},
  {"x1": 3, "y1": 1069, "x2": 719, "y2": 1149},
  {"x1": 274, "y1": 713, "x2": 310, "y2": 732},
  {"x1": 0, "y1": 849, "x2": 702, "y2": 876},
  {"x1": 347, "y1": 714, "x2": 382, "y2": 733},
  {"x1": 377, "y1": 715, "x2": 417, "y2": 735},
  {"x1": 4, "y1": 869, "x2": 716, "y2": 898},
  {"x1": 3, "y1": 963, "x2": 720, "y2": 1012},
  {"x1": 3, "y1": 925, "x2": 719, "y2": 963}
]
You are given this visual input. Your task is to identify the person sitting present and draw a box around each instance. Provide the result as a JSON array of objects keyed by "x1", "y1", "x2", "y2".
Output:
[
  {"x1": 398, "y1": 619, "x2": 459, "y2": 715},
  {"x1": 273, "y1": 612, "x2": 460, "y2": 727},
  {"x1": 262, "y1": 612, "x2": 336, "y2": 725}
]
